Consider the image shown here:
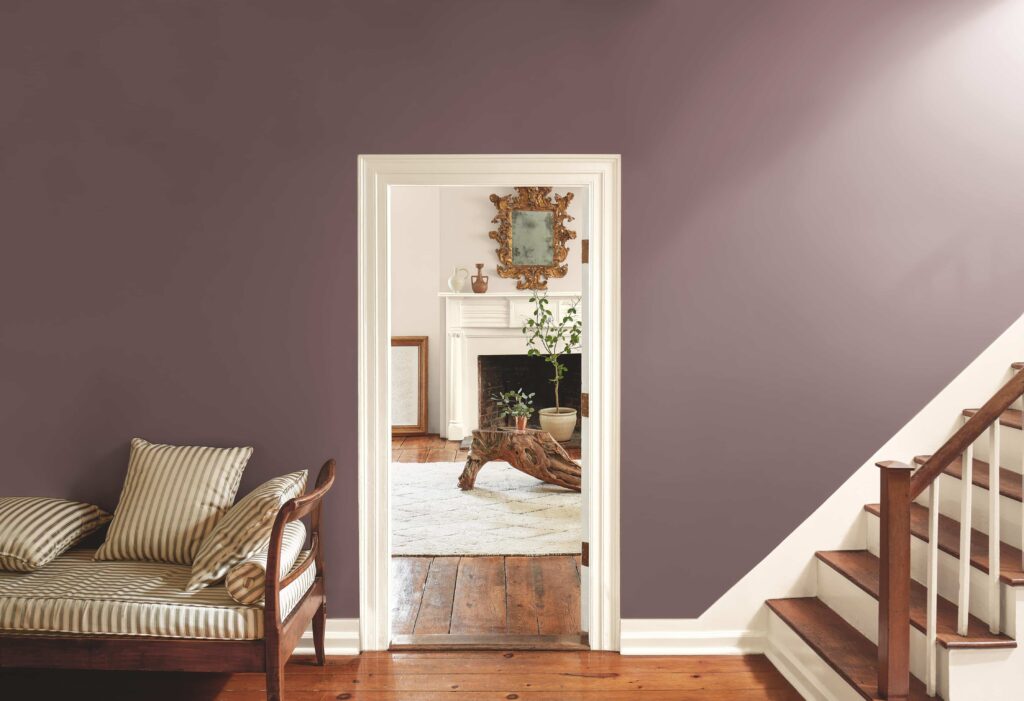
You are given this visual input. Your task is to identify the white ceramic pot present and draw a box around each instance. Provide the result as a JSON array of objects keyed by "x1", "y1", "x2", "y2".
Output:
[{"x1": 538, "y1": 407, "x2": 577, "y2": 442}]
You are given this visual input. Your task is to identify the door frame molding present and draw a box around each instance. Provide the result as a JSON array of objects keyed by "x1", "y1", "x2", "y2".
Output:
[{"x1": 357, "y1": 154, "x2": 621, "y2": 650}]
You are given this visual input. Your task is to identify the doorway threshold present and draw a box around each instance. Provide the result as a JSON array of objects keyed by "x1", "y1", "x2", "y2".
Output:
[{"x1": 390, "y1": 633, "x2": 589, "y2": 651}]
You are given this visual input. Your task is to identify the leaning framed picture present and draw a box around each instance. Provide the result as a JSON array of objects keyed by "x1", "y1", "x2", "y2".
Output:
[{"x1": 391, "y1": 336, "x2": 428, "y2": 436}]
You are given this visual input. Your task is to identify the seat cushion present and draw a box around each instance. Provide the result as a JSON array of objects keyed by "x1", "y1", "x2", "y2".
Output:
[
  {"x1": 0, "y1": 549, "x2": 315, "y2": 640},
  {"x1": 226, "y1": 521, "x2": 307, "y2": 605},
  {"x1": 95, "y1": 438, "x2": 253, "y2": 565},
  {"x1": 187, "y1": 471, "x2": 307, "y2": 591},
  {"x1": 0, "y1": 498, "x2": 111, "y2": 572}
]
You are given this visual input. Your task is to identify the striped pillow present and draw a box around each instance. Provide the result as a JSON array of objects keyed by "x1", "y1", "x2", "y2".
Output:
[
  {"x1": 186, "y1": 470, "x2": 307, "y2": 591},
  {"x1": 225, "y1": 520, "x2": 307, "y2": 604},
  {"x1": 95, "y1": 438, "x2": 253, "y2": 565},
  {"x1": 0, "y1": 497, "x2": 111, "y2": 572}
]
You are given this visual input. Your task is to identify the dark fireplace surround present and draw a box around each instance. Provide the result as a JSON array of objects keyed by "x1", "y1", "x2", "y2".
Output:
[{"x1": 478, "y1": 353, "x2": 581, "y2": 430}]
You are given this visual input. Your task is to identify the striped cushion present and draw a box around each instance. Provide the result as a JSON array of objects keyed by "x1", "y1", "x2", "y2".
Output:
[
  {"x1": 0, "y1": 549, "x2": 315, "y2": 640},
  {"x1": 225, "y1": 521, "x2": 307, "y2": 605},
  {"x1": 0, "y1": 498, "x2": 111, "y2": 572},
  {"x1": 95, "y1": 438, "x2": 253, "y2": 565},
  {"x1": 186, "y1": 471, "x2": 307, "y2": 591}
]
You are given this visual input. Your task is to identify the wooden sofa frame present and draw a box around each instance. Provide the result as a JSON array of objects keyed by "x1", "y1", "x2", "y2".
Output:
[{"x1": 0, "y1": 459, "x2": 337, "y2": 701}]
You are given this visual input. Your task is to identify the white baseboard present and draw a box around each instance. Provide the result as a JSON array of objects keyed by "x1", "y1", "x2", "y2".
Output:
[
  {"x1": 291, "y1": 618, "x2": 360, "y2": 656},
  {"x1": 296, "y1": 618, "x2": 765, "y2": 657},
  {"x1": 619, "y1": 619, "x2": 763, "y2": 655}
]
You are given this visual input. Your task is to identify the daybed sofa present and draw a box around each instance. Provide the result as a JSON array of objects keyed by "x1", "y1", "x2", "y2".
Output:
[{"x1": 0, "y1": 457, "x2": 335, "y2": 701}]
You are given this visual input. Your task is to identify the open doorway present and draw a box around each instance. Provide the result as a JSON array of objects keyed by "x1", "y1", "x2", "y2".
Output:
[
  {"x1": 388, "y1": 185, "x2": 585, "y2": 648},
  {"x1": 357, "y1": 155, "x2": 620, "y2": 652}
]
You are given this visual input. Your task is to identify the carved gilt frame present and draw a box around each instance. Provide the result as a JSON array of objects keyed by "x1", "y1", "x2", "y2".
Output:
[{"x1": 489, "y1": 186, "x2": 576, "y2": 289}]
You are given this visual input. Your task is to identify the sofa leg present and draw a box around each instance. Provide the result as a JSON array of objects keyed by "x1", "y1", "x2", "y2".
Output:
[
  {"x1": 266, "y1": 650, "x2": 285, "y2": 701},
  {"x1": 313, "y1": 600, "x2": 327, "y2": 665}
]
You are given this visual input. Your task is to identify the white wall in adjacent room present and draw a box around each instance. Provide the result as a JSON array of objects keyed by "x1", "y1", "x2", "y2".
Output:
[
  {"x1": 391, "y1": 185, "x2": 587, "y2": 437},
  {"x1": 391, "y1": 186, "x2": 443, "y2": 434},
  {"x1": 438, "y1": 186, "x2": 586, "y2": 295}
]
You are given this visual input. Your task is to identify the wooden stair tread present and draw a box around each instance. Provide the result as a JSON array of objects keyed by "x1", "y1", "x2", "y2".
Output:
[
  {"x1": 913, "y1": 454, "x2": 1022, "y2": 503},
  {"x1": 962, "y1": 407, "x2": 1023, "y2": 430},
  {"x1": 766, "y1": 597, "x2": 931, "y2": 701},
  {"x1": 865, "y1": 502, "x2": 1024, "y2": 585},
  {"x1": 816, "y1": 550, "x2": 1015, "y2": 648},
  {"x1": 1011, "y1": 362, "x2": 1024, "y2": 370}
]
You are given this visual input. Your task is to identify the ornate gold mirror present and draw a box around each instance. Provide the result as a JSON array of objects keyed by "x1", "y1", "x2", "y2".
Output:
[{"x1": 489, "y1": 187, "x2": 576, "y2": 289}]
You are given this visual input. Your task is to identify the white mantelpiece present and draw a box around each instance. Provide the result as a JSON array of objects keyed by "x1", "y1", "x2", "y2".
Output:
[{"x1": 440, "y1": 291, "x2": 581, "y2": 440}]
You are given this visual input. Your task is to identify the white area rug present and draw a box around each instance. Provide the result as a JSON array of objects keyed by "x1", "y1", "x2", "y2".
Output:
[{"x1": 392, "y1": 461, "x2": 581, "y2": 556}]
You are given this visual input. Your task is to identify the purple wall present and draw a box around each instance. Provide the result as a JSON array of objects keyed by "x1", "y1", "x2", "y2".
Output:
[{"x1": 3, "y1": 1, "x2": 1023, "y2": 618}]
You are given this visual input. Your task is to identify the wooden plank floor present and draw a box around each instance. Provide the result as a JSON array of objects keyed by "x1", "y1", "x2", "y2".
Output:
[
  {"x1": 391, "y1": 435, "x2": 583, "y2": 647},
  {"x1": 392, "y1": 555, "x2": 582, "y2": 637},
  {"x1": 1, "y1": 651, "x2": 803, "y2": 700}
]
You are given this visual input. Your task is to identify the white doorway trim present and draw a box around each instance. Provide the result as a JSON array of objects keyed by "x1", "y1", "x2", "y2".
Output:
[{"x1": 357, "y1": 154, "x2": 621, "y2": 651}]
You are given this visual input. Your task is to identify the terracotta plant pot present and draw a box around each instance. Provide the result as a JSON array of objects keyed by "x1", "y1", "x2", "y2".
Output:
[
  {"x1": 538, "y1": 407, "x2": 577, "y2": 442},
  {"x1": 514, "y1": 415, "x2": 528, "y2": 431}
]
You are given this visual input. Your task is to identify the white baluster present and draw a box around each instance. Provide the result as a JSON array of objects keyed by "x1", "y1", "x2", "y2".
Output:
[
  {"x1": 926, "y1": 480, "x2": 940, "y2": 696},
  {"x1": 958, "y1": 438, "x2": 973, "y2": 636},
  {"x1": 989, "y1": 421, "x2": 1001, "y2": 634}
]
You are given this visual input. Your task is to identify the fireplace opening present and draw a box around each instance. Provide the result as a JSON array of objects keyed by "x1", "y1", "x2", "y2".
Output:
[{"x1": 478, "y1": 353, "x2": 581, "y2": 431}]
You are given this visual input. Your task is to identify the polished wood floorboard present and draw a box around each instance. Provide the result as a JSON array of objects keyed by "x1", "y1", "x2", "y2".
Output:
[
  {"x1": 1, "y1": 651, "x2": 803, "y2": 700},
  {"x1": 392, "y1": 555, "x2": 582, "y2": 638}
]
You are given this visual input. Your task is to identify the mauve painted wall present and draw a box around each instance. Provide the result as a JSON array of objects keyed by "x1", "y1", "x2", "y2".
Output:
[{"x1": 3, "y1": 0, "x2": 1024, "y2": 618}]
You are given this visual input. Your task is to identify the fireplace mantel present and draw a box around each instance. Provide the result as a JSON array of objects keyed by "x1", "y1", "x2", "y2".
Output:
[{"x1": 440, "y1": 291, "x2": 581, "y2": 440}]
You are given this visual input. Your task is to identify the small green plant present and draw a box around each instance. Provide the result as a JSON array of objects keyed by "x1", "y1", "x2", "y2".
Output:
[
  {"x1": 522, "y1": 291, "x2": 582, "y2": 410},
  {"x1": 492, "y1": 388, "x2": 535, "y2": 419}
]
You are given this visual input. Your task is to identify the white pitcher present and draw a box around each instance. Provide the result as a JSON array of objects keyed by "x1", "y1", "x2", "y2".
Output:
[{"x1": 447, "y1": 266, "x2": 469, "y2": 292}]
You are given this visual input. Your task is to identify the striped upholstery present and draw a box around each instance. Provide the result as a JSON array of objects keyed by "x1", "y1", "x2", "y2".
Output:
[
  {"x1": 95, "y1": 438, "x2": 253, "y2": 565},
  {"x1": 0, "y1": 549, "x2": 316, "y2": 640},
  {"x1": 0, "y1": 498, "x2": 111, "y2": 572},
  {"x1": 226, "y1": 521, "x2": 307, "y2": 605},
  {"x1": 187, "y1": 471, "x2": 307, "y2": 591}
]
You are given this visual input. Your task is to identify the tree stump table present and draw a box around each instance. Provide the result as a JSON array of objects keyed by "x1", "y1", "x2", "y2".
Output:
[{"x1": 458, "y1": 428, "x2": 581, "y2": 492}]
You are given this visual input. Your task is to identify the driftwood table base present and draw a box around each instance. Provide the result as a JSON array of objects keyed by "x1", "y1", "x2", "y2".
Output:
[{"x1": 458, "y1": 428, "x2": 582, "y2": 492}]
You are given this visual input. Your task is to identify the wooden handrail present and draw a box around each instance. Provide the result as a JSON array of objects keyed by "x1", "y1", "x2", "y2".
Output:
[
  {"x1": 910, "y1": 369, "x2": 1024, "y2": 499},
  {"x1": 264, "y1": 460, "x2": 336, "y2": 624},
  {"x1": 876, "y1": 367, "x2": 1024, "y2": 699}
]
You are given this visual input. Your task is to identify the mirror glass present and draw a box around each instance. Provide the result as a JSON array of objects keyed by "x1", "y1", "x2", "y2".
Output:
[
  {"x1": 391, "y1": 345, "x2": 421, "y2": 426},
  {"x1": 510, "y1": 210, "x2": 555, "y2": 265}
]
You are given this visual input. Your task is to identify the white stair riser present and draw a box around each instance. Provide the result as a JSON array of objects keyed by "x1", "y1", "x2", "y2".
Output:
[
  {"x1": 765, "y1": 610, "x2": 864, "y2": 701},
  {"x1": 972, "y1": 425, "x2": 1023, "y2": 474},
  {"x1": 865, "y1": 510, "x2": 1020, "y2": 630},
  {"x1": 815, "y1": 560, "x2": 946, "y2": 697},
  {"x1": 945, "y1": 646, "x2": 1024, "y2": 701},
  {"x1": 816, "y1": 557, "x2": 1024, "y2": 700},
  {"x1": 918, "y1": 472, "x2": 1024, "y2": 549}
]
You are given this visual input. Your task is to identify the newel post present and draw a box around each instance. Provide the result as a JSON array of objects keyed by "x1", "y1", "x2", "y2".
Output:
[{"x1": 877, "y1": 461, "x2": 913, "y2": 701}]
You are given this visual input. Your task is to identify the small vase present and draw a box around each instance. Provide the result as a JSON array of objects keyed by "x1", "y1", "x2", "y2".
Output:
[
  {"x1": 515, "y1": 416, "x2": 528, "y2": 431},
  {"x1": 447, "y1": 266, "x2": 469, "y2": 292},
  {"x1": 471, "y1": 263, "x2": 489, "y2": 293}
]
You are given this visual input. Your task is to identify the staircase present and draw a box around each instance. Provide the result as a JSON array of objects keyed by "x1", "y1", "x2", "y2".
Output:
[{"x1": 766, "y1": 363, "x2": 1024, "y2": 700}]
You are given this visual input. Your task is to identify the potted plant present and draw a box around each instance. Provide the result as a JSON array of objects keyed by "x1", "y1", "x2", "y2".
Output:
[
  {"x1": 523, "y1": 291, "x2": 582, "y2": 441},
  {"x1": 492, "y1": 388, "x2": 535, "y2": 431}
]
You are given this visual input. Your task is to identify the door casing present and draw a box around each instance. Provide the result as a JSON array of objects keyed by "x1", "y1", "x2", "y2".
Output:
[{"x1": 357, "y1": 154, "x2": 621, "y2": 650}]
